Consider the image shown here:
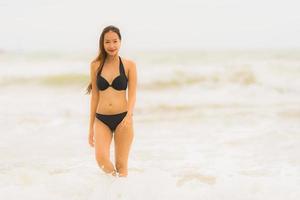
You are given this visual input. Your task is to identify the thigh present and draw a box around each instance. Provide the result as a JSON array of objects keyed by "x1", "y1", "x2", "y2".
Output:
[
  {"x1": 94, "y1": 118, "x2": 113, "y2": 159},
  {"x1": 114, "y1": 120, "x2": 134, "y2": 164}
]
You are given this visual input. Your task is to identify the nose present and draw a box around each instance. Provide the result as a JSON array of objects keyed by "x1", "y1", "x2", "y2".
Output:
[{"x1": 108, "y1": 44, "x2": 115, "y2": 49}]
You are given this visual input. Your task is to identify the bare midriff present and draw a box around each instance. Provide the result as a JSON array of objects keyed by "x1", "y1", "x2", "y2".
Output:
[{"x1": 96, "y1": 89, "x2": 127, "y2": 114}]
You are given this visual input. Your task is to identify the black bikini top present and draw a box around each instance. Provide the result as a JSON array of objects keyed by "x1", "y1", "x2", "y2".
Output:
[{"x1": 96, "y1": 56, "x2": 128, "y2": 91}]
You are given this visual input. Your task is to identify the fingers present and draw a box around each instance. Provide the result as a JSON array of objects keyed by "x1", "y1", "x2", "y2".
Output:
[
  {"x1": 89, "y1": 142, "x2": 94, "y2": 147},
  {"x1": 88, "y1": 137, "x2": 94, "y2": 147}
]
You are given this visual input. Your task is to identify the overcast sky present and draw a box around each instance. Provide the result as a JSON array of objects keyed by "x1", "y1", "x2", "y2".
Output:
[{"x1": 1, "y1": 0, "x2": 299, "y2": 52}]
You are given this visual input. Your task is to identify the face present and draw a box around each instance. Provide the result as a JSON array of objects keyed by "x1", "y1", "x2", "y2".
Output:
[{"x1": 103, "y1": 30, "x2": 121, "y2": 56}]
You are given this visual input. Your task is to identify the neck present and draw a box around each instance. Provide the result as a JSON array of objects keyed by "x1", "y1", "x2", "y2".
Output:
[{"x1": 106, "y1": 54, "x2": 119, "y2": 63}]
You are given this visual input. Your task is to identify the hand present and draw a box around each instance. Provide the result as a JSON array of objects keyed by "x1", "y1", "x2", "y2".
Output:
[
  {"x1": 88, "y1": 129, "x2": 95, "y2": 148},
  {"x1": 121, "y1": 113, "x2": 133, "y2": 127}
]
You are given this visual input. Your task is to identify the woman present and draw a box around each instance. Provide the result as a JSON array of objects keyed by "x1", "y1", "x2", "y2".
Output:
[{"x1": 86, "y1": 25, "x2": 137, "y2": 177}]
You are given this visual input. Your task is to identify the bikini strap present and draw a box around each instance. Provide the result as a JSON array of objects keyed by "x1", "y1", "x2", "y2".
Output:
[
  {"x1": 119, "y1": 56, "x2": 126, "y2": 75},
  {"x1": 99, "y1": 59, "x2": 105, "y2": 75}
]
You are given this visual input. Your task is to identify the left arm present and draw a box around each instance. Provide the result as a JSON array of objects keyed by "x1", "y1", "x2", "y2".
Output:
[{"x1": 127, "y1": 60, "x2": 137, "y2": 116}]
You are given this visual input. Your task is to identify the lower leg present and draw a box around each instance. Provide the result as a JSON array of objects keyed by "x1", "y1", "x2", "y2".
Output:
[{"x1": 116, "y1": 166, "x2": 128, "y2": 177}]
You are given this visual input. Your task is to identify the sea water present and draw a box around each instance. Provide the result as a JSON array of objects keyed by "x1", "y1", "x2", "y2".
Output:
[{"x1": 0, "y1": 49, "x2": 299, "y2": 199}]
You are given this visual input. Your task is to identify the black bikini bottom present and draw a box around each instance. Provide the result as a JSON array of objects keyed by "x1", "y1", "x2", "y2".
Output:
[{"x1": 95, "y1": 111, "x2": 127, "y2": 132}]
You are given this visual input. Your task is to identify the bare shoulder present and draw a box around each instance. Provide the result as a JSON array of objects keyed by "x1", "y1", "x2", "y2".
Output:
[
  {"x1": 122, "y1": 57, "x2": 136, "y2": 71},
  {"x1": 90, "y1": 60, "x2": 100, "y2": 72}
]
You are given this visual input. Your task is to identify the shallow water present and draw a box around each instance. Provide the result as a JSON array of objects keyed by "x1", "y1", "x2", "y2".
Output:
[{"x1": 0, "y1": 50, "x2": 299, "y2": 199}]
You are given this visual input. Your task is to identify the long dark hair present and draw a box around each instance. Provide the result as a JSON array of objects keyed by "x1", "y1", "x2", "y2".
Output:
[{"x1": 85, "y1": 25, "x2": 122, "y2": 94}]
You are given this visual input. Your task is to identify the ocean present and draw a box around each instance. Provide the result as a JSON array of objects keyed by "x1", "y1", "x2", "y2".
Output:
[{"x1": 0, "y1": 49, "x2": 299, "y2": 199}]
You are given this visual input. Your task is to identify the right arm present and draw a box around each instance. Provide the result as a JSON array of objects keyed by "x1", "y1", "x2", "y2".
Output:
[{"x1": 89, "y1": 61, "x2": 99, "y2": 133}]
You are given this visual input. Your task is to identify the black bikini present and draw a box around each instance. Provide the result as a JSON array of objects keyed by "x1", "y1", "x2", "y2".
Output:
[
  {"x1": 95, "y1": 56, "x2": 128, "y2": 133},
  {"x1": 96, "y1": 56, "x2": 128, "y2": 91}
]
